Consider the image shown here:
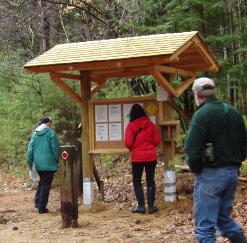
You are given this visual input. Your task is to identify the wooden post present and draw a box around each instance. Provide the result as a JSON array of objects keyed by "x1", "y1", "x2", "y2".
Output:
[
  {"x1": 60, "y1": 145, "x2": 78, "y2": 228},
  {"x1": 159, "y1": 74, "x2": 178, "y2": 202},
  {"x1": 161, "y1": 73, "x2": 175, "y2": 169},
  {"x1": 80, "y1": 70, "x2": 94, "y2": 206}
]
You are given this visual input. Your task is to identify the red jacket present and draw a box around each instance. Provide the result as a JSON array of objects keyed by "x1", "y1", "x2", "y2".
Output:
[{"x1": 124, "y1": 116, "x2": 160, "y2": 162}]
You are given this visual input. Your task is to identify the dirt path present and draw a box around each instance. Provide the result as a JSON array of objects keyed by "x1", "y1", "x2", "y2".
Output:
[{"x1": 0, "y1": 168, "x2": 246, "y2": 243}]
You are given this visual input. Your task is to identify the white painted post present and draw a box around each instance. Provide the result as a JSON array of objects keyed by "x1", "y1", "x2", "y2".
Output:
[{"x1": 164, "y1": 168, "x2": 176, "y2": 202}]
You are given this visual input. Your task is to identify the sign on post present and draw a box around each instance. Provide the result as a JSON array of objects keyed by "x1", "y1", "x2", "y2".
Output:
[{"x1": 60, "y1": 145, "x2": 79, "y2": 228}]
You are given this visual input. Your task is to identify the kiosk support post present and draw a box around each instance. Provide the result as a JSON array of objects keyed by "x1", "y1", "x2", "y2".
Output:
[{"x1": 80, "y1": 70, "x2": 94, "y2": 206}]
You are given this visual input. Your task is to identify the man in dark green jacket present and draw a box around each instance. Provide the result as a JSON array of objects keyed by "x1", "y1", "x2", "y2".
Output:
[
  {"x1": 185, "y1": 77, "x2": 247, "y2": 243},
  {"x1": 27, "y1": 116, "x2": 59, "y2": 214}
]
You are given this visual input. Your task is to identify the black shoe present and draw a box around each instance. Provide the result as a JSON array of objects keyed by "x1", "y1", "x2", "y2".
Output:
[
  {"x1": 131, "y1": 206, "x2": 145, "y2": 214},
  {"x1": 148, "y1": 206, "x2": 158, "y2": 214},
  {"x1": 229, "y1": 232, "x2": 247, "y2": 243},
  {"x1": 39, "y1": 208, "x2": 49, "y2": 214}
]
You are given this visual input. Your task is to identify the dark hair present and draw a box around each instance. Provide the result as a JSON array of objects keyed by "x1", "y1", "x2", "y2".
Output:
[
  {"x1": 129, "y1": 104, "x2": 147, "y2": 122},
  {"x1": 38, "y1": 116, "x2": 52, "y2": 125}
]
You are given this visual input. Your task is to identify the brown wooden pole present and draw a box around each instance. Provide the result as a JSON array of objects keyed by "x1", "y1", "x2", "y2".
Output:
[
  {"x1": 80, "y1": 70, "x2": 94, "y2": 205},
  {"x1": 60, "y1": 145, "x2": 78, "y2": 228},
  {"x1": 160, "y1": 74, "x2": 177, "y2": 202}
]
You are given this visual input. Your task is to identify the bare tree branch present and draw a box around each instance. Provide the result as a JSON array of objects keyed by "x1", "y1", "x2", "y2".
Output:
[{"x1": 43, "y1": 0, "x2": 109, "y2": 26}]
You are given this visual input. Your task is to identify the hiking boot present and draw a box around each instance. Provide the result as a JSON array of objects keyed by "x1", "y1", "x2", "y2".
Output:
[
  {"x1": 131, "y1": 206, "x2": 145, "y2": 214},
  {"x1": 39, "y1": 208, "x2": 49, "y2": 214},
  {"x1": 148, "y1": 206, "x2": 159, "y2": 214}
]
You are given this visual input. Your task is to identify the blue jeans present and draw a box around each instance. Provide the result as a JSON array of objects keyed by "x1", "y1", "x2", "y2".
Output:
[{"x1": 194, "y1": 166, "x2": 243, "y2": 243}]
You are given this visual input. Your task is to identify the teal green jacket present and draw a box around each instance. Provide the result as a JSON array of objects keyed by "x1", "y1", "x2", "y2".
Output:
[
  {"x1": 185, "y1": 98, "x2": 247, "y2": 173},
  {"x1": 27, "y1": 128, "x2": 60, "y2": 171}
]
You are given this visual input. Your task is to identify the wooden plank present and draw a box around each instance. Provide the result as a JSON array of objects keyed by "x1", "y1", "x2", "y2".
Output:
[
  {"x1": 24, "y1": 55, "x2": 171, "y2": 73},
  {"x1": 91, "y1": 149, "x2": 129, "y2": 154},
  {"x1": 194, "y1": 39, "x2": 213, "y2": 64},
  {"x1": 80, "y1": 71, "x2": 93, "y2": 179},
  {"x1": 159, "y1": 120, "x2": 180, "y2": 126},
  {"x1": 91, "y1": 66, "x2": 153, "y2": 81},
  {"x1": 194, "y1": 38, "x2": 220, "y2": 73},
  {"x1": 152, "y1": 71, "x2": 176, "y2": 97},
  {"x1": 154, "y1": 65, "x2": 194, "y2": 77},
  {"x1": 171, "y1": 63, "x2": 211, "y2": 70},
  {"x1": 50, "y1": 72, "x2": 81, "y2": 103},
  {"x1": 55, "y1": 72, "x2": 81, "y2": 80},
  {"x1": 89, "y1": 102, "x2": 95, "y2": 157},
  {"x1": 175, "y1": 76, "x2": 196, "y2": 97},
  {"x1": 91, "y1": 80, "x2": 106, "y2": 94},
  {"x1": 89, "y1": 96, "x2": 156, "y2": 104}
]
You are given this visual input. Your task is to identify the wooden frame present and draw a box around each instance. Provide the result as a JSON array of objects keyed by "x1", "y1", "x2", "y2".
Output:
[{"x1": 89, "y1": 96, "x2": 161, "y2": 153}]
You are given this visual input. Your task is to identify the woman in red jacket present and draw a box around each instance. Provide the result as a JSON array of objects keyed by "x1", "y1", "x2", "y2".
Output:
[{"x1": 124, "y1": 104, "x2": 160, "y2": 214}]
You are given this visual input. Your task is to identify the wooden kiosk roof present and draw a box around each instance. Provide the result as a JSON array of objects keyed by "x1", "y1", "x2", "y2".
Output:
[{"x1": 24, "y1": 31, "x2": 220, "y2": 102}]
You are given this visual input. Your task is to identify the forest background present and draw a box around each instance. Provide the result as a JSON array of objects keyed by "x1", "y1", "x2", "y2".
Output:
[{"x1": 0, "y1": 0, "x2": 247, "y2": 174}]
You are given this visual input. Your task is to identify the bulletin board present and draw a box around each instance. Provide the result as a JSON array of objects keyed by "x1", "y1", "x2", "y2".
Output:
[{"x1": 89, "y1": 96, "x2": 161, "y2": 153}]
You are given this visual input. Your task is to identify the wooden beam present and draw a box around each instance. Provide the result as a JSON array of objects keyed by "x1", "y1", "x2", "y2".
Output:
[
  {"x1": 171, "y1": 63, "x2": 211, "y2": 70},
  {"x1": 170, "y1": 39, "x2": 194, "y2": 61},
  {"x1": 91, "y1": 80, "x2": 106, "y2": 94},
  {"x1": 194, "y1": 39, "x2": 219, "y2": 72},
  {"x1": 24, "y1": 55, "x2": 171, "y2": 73},
  {"x1": 55, "y1": 72, "x2": 81, "y2": 80},
  {"x1": 175, "y1": 76, "x2": 196, "y2": 97},
  {"x1": 152, "y1": 71, "x2": 176, "y2": 97},
  {"x1": 80, "y1": 71, "x2": 93, "y2": 179},
  {"x1": 50, "y1": 72, "x2": 81, "y2": 103},
  {"x1": 91, "y1": 66, "x2": 153, "y2": 81},
  {"x1": 89, "y1": 96, "x2": 156, "y2": 104},
  {"x1": 154, "y1": 65, "x2": 194, "y2": 77},
  {"x1": 194, "y1": 39, "x2": 213, "y2": 64}
]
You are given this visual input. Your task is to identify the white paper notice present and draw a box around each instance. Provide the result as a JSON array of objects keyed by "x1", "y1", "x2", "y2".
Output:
[
  {"x1": 123, "y1": 103, "x2": 143, "y2": 136},
  {"x1": 149, "y1": 116, "x2": 156, "y2": 124},
  {"x1": 109, "y1": 123, "x2": 122, "y2": 141},
  {"x1": 95, "y1": 105, "x2": 108, "y2": 122},
  {"x1": 157, "y1": 85, "x2": 169, "y2": 101},
  {"x1": 123, "y1": 104, "x2": 133, "y2": 135},
  {"x1": 96, "y1": 124, "x2": 108, "y2": 141},
  {"x1": 109, "y1": 104, "x2": 121, "y2": 122}
]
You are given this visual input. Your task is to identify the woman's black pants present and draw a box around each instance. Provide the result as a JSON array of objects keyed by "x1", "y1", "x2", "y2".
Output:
[
  {"x1": 131, "y1": 161, "x2": 157, "y2": 207},
  {"x1": 35, "y1": 171, "x2": 54, "y2": 211}
]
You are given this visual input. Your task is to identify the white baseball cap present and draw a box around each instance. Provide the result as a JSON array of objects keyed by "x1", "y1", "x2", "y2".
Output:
[{"x1": 192, "y1": 77, "x2": 215, "y2": 91}]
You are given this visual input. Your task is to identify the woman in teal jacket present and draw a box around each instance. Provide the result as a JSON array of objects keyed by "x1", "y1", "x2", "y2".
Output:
[{"x1": 27, "y1": 116, "x2": 59, "y2": 214}]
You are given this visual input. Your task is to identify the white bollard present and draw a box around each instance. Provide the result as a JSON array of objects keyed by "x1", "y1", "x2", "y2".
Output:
[
  {"x1": 83, "y1": 178, "x2": 94, "y2": 206},
  {"x1": 164, "y1": 168, "x2": 176, "y2": 202}
]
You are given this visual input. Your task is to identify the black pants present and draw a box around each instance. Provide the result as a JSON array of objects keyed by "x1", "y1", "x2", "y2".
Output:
[
  {"x1": 132, "y1": 161, "x2": 157, "y2": 207},
  {"x1": 35, "y1": 171, "x2": 54, "y2": 211}
]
